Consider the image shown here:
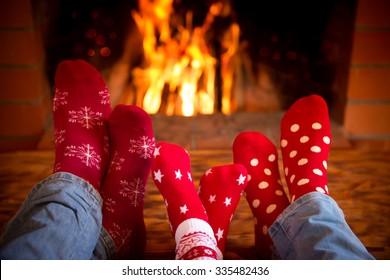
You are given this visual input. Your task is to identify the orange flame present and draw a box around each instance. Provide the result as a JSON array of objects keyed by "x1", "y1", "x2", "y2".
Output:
[{"x1": 132, "y1": 0, "x2": 238, "y2": 116}]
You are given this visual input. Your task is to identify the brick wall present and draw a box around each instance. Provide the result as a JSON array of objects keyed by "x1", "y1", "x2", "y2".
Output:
[
  {"x1": 344, "y1": 0, "x2": 390, "y2": 150},
  {"x1": 0, "y1": 0, "x2": 51, "y2": 152}
]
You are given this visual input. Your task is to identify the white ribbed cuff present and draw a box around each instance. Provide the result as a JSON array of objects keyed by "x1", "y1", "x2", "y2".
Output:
[{"x1": 175, "y1": 218, "x2": 216, "y2": 245}]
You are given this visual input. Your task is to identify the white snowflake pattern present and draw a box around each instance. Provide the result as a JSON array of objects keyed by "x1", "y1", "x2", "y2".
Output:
[
  {"x1": 54, "y1": 129, "x2": 66, "y2": 146},
  {"x1": 99, "y1": 88, "x2": 110, "y2": 105},
  {"x1": 108, "y1": 151, "x2": 125, "y2": 173},
  {"x1": 64, "y1": 144, "x2": 101, "y2": 169},
  {"x1": 53, "y1": 162, "x2": 62, "y2": 172},
  {"x1": 103, "y1": 136, "x2": 109, "y2": 155},
  {"x1": 119, "y1": 178, "x2": 146, "y2": 207},
  {"x1": 103, "y1": 197, "x2": 116, "y2": 213},
  {"x1": 68, "y1": 106, "x2": 104, "y2": 129},
  {"x1": 129, "y1": 136, "x2": 156, "y2": 159},
  {"x1": 53, "y1": 89, "x2": 68, "y2": 111},
  {"x1": 108, "y1": 223, "x2": 132, "y2": 251}
]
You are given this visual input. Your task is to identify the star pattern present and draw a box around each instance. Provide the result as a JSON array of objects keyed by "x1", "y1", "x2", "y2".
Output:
[
  {"x1": 154, "y1": 169, "x2": 164, "y2": 183},
  {"x1": 236, "y1": 173, "x2": 246, "y2": 185},
  {"x1": 180, "y1": 204, "x2": 189, "y2": 214},
  {"x1": 208, "y1": 194, "x2": 216, "y2": 203},
  {"x1": 153, "y1": 146, "x2": 161, "y2": 158},
  {"x1": 223, "y1": 197, "x2": 232, "y2": 207},
  {"x1": 215, "y1": 228, "x2": 224, "y2": 241},
  {"x1": 175, "y1": 169, "x2": 183, "y2": 180}
]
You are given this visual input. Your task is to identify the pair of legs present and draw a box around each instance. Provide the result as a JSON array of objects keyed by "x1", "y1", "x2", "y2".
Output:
[
  {"x1": 152, "y1": 95, "x2": 375, "y2": 260},
  {"x1": 0, "y1": 60, "x2": 155, "y2": 259},
  {"x1": 0, "y1": 60, "x2": 374, "y2": 260}
]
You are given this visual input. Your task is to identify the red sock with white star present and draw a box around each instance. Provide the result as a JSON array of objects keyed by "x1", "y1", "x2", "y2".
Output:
[
  {"x1": 233, "y1": 132, "x2": 290, "y2": 259},
  {"x1": 152, "y1": 142, "x2": 218, "y2": 260},
  {"x1": 53, "y1": 59, "x2": 111, "y2": 190},
  {"x1": 280, "y1": 94, "x2": 332, "y2": 203},
  {"x1": 101, "y1": 104, "x2": 155, "y2": 259},
  {"x1": 198, "y1": 164, "x2": 248, "y2": 259}
]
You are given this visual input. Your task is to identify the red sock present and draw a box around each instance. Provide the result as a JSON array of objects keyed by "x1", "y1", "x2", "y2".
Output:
[
  {"x1": 152, "y1": 142, "x2": 218, "y2": 260},
  {"x1": 198, "y1": 164, "x2": 247, "y2": 259},
  {"x1": 53, "y1": 59, "x2": 111, "y2": 190},
  {"x1": 280, "y1": 94, "x2": 332, "y2": 202},
  {"x1": 101, "y1": 105, "x2": 155, "y2": 259},
  {"x1": 233, "y1": 132, "x2": 289, "y2": 259}
]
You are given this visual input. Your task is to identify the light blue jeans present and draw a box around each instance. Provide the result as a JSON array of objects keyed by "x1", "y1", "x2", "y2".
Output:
[
  {"x1": 0, "y1": 173, "x2": 374, "y2": 260},
  {"x1": 269, "y1": 192, "x2": 375, "y2": 259},
  {"x1": 0, "y1": 172, "x2": 116, "y2": 259}
]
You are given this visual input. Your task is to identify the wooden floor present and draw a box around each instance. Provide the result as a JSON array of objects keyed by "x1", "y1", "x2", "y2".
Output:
[{"x1": 0, "y1": 148, "x2": 389, "y2": 259}]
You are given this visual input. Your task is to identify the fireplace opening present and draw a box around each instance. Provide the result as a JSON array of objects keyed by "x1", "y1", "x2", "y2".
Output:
[{"x1": 40, "y1": 0, "x2": 357, "y2": 123}]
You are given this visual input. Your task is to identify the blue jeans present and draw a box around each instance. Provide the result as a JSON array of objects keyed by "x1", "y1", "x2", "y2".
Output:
[
  {"x1": 0, "y1": 173, "x2": 374, "y2": 259},
  {"x1": 269, "y1": 192, "x2": 375, "y2": 259},
  {"x1": 0, "y1": 172, "x2": 116, "y2": 259}
]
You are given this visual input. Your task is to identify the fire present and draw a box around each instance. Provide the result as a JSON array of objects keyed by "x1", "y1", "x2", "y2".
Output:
[{"x1": 115, "y1": 0, "x2": 239, "y2": 116}]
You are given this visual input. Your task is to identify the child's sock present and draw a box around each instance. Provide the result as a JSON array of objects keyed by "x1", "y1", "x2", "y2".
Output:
[
  {"x1": 280, "y1": 94, "x2": 332, "y2": 202},
  {"x1": 198, "y1": 164, "x2": 248, "y2": 259},
  {"x1": 233, "y1": 132, "x2": 289, "y2": 259},
  {"x1": 101, "y1": 105, "x2": 155, "y2": 259},
  {"x1": 152, "y1": 142, "x2": 218, "y2": 260},
  {"x1": 53, "y1": 59, "x2": 111, "y2": 190}
]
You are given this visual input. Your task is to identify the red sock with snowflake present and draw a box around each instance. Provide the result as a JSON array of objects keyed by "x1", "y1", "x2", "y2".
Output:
[
  {"x1": 280, "y1": 94, "x2": 332, "y2": 203},
  {"x1": 100, "y1": 104, "x2": 155, "y2": 259},
  {"x1": 152, "y1": 142, "x2": 218, "y2": 260},
  {"x1": 233, "y1": 132, "x2": 290, "y2": 259},
  {"x1": 53, "y1": 59, "x2": 111, "y2": 190},
  {"x1": 198, "y1": 164, "x2": 247, "y2": 259}
]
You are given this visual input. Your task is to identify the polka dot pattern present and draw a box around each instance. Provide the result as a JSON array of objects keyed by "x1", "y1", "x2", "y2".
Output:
[
  {"x1": 291, "y1": 124, "x2": 300, "y2": 132},
  {"x1": 262, "y1": 225, "x2": 268, "y2": 235},
  {"x1": 280, "y1": 94, "x2": 331, "y2": 201},
  {"x1": 266, "y1": 204, "x2": 277, "y2": 214},
  {"x1": 252, "y1": 199, "x2": 260, "y2": 208},
  {"x1": 298, "y1": 158, "x2": 308, "y2": 166},
  {"x1": 259, "y1": 181, "x2": 269, "y2": 189},
  {"x1": 233, "y1": 131, "x2": 290, "y2": 259}
]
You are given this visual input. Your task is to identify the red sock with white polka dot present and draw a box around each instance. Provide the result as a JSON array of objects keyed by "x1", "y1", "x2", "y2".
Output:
[
  {"x1": 280, "y1": 94, "x2": 332, "y2": 203},
  {"x1": 101, "y1": 104, "x2": 155, "y2": 259},
  {"x1": 233, "y1": 132, "x2": 290, "y2": 259},
  {"x1": 53, "y1": 59, "x2": 111, "y2": 190},
  {"x1": 198, "y1": 164, "x2": 248, "y2": 259},
  {"x1": 152, "y1": 142, "x2": 218, "y2": 260}
]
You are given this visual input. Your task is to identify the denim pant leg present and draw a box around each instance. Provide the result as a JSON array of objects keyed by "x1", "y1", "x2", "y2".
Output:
[
  {"x1": 0, "y1": 172, "x2": 116, "y2": 259},
  {"x1": 269, "y1": 192, "x2": 375, "y2": 260}
]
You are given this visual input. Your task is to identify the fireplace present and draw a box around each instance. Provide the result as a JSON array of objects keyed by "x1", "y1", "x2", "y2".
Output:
[
  {"x1": 41, "y1": 0, "x2": 357, "y2": 122},
  {"x1": 10, "y1": 0, "x2": 388, "y2": 153}
]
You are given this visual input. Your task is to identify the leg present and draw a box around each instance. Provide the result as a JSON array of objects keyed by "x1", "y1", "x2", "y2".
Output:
[
  {"x1": 269, "y1": 192, "x2": 375, "y2": 259},
  {"x1": 0, "y1": 173, "x2": 105, "y2": 259},
  {"x1": 271, "y1": 94, "x2": 374, "y2": 259},
  {"x1": 0, "y1": 60, "x2": 114, "y2": 259},
  {"x1": 52, "y1": 59, "x2": 111, "y2": 190},
  {"x1": 233, "y1": 132, "x2": 289, "y2": 259},
  {"x1": 152, "y1": 142, "x2": 219, "y2": 260},
  {"x1": 198, "y1": 164, "x2": 248, "y2": 259},
  {"x1": 100, "y1": 104, "x2": 155, "y2": 259}
]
